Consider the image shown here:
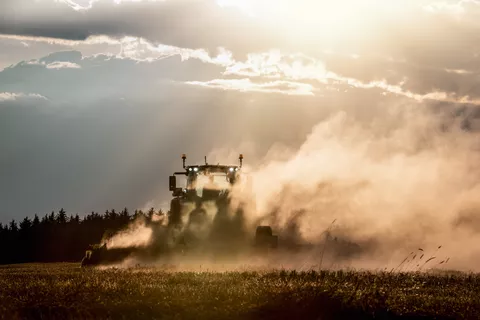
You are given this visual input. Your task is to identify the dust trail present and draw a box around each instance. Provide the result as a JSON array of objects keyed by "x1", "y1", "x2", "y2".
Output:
[
  {"x1": 229, "y1": 104, "x2": 480, "y2": 271},
  {"x1": 103, "y1": 216, "x2": 153, "y2": 249},
  {"x1": 100, "y1": 103, "x2": 480, "y2": 272}
]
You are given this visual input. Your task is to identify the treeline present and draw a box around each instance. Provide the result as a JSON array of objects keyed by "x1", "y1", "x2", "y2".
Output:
[{"x1": 0, "y1": 208, "x2": 164, "y2": 264}]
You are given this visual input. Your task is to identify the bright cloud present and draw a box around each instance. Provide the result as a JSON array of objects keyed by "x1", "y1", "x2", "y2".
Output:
[
  {"x1": 46, "y1": 61, "x2": 81, "y2": 69},
  {"x1": 224, "y1": 51, "x2": 326, "y2": 80},
  {"x1": 3, "y1": 32, "x2": 477, "y2": 102},
  {"x1": 186, "y1": 78, "x2": 315, "y2": 96},
  {"x1": 423, "y1": 0, "x2": 480, "y2": 14},
  {"x1": 0, "y1": 92, "x2": 47, "y2": 101}
]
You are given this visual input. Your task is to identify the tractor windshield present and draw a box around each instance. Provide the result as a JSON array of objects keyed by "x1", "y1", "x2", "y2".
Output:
[{"x1": 187, "y1": 172, "x2": 231, "y2": 198}]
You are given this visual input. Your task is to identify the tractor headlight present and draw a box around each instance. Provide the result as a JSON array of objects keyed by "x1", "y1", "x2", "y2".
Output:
[
  {"x1": 229, "y1": 167, "x2": 234, "y2": 172},
  {"x1": 189, "y1": 168, "x2": 192, "y2": 171},
  {"x1": 194, "y1": 167, "x2": 199, "y2": 172}
]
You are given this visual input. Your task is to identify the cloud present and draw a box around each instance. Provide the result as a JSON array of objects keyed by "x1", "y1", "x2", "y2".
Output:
[
  {"x1": 0, "y1": 0, "x2": 274, "y2": 57},
  {"x1": 3, "y1": 41, "x2": 478, "y2": 106},
  {"x1": 423, "y1": 0, "x2": 480, "y2": 14},
  {"x1": 10, "y1": 50, "x2": 85, "y2": 70},
  {"x1": 0, "y1": 92, "x2": 20, "y2": 101},
  {"x1": 0, "y1": 34, "x2": 123, "y2": 47},
  {"x1": 223, "y1": 51, "x2": 327, "y2": 80},
  {"x1": 0, "y1": 50, "x2": 230, "y2": 102},
  {"x1": 218, "y1": 51, "x2": 480, "y2": 105},
  {"x1": 63, "y1": 0, "x2": 98, "y2": 11},
  {"x1": 0, "y1": 34, "x2": 235, "y2": 67},
  {"x1": 45, "y1": 61, "x2": 81, "y2": 69},
  {"x1": 0, "y1": 0, "x2": 479, "y2": 65},
  {"x1": 186, "y1": 78, "x2": 315, "y2": 96},
  {"x1": 0, "y1": 34, "x2": 120, "y2": 70},
  {"x1": 0, "y1": 92, "x2": 47, "y2": 102},
  {"x1": 2, "y1": 0, "x2": 480, "y2": 104},
  {"x1": 1, "y1": 0, "x2": 472, "y2": 63}
]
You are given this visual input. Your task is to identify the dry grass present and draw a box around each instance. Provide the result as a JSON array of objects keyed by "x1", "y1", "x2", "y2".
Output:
[{"x1": 0, "y1": 263, "x2": 479, "y2": 319}]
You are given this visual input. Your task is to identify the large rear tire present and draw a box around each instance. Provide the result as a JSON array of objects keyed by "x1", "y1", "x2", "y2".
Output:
[{"x1": 169, "y1": 198, "x2": 182, "y2": 227}]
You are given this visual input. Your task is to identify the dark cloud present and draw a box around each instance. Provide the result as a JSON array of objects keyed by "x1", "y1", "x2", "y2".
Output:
[
  {"x1": 0, "y1": 0, "x2": 475, "y2": 65},
  {"x1": 0, "y1": 0, "x2": 277, "y2": 57}
]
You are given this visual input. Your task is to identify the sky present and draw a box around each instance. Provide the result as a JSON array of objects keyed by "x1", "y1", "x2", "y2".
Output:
[{"x1": 1, "y1": 0, "x2": 480, "y2": 223}]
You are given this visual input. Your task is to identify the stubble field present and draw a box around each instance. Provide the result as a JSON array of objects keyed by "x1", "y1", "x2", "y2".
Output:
[{"x1": 1, "y1": 263, "x2": 480, "y2": 320}]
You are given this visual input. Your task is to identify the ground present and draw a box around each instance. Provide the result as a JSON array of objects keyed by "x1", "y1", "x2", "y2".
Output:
[{"x1": 1, "y1": 263, "x2": 479, "y2": 319}]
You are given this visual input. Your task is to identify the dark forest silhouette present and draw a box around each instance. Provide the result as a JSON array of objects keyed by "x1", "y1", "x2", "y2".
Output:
[{"x1": 0, "y1": 208, "x2": 164, "y2": 264}]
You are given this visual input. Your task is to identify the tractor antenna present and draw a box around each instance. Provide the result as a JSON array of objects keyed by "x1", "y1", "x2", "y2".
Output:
[
  {"x1": 205, "y1": 156, "x2": 208, "y2": 165},
  {"x1": 182, "y1": 154, "x2": 186, "y2": 168},
  {"x1": 239, "y1": 154, "x2": 243, "y2": 168}
]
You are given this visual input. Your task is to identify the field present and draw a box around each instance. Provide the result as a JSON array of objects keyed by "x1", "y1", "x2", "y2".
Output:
[{"x1": 1, "y1": 263, "x2": 480, "y2": 320}]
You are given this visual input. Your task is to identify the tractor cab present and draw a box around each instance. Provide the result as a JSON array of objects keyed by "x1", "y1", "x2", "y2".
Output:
[
  {"x1": 169, "y1": 154, "x2": 243, "y2": 202},
  {"x1": 167, "y1": 154, "x2": 244, "y2": 227}
]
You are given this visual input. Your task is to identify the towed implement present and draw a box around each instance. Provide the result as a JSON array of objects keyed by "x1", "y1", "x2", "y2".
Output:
[
  {"x1": 81, "y1": 154, "x2": 277, "y2": 267},
  {"x1": 81, "y1": 244, "x2": 142, "y2": 267}
]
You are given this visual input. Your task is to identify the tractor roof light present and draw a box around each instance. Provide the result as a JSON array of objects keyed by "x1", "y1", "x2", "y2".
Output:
[{"x1": 182, "y1": 154, "x2": 187, "y2": 168}]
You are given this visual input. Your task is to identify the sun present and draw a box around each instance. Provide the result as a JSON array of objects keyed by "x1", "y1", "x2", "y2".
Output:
[{"x1": 217, "y1": 0, "x2": 412, "y2": 45}]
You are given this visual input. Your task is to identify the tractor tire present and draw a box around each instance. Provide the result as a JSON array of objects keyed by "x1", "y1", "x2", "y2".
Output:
[
  {"x1": 169, "y1": 198, "x2": 182, "y2": 227},
  {"x1": 271, "y1": 235, "x2": 279, "y2": 248}
]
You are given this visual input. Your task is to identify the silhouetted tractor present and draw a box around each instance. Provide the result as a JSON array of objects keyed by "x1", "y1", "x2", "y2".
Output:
[
  {"x1": 81, "y1": 154, "x2": 277, "y2": 267},
  {"x1": 81, "y1": 244, "x2": 141, "y2": 267},
  {"x1": 168, "y1": 154, "x2": 278, "y2": 249}
]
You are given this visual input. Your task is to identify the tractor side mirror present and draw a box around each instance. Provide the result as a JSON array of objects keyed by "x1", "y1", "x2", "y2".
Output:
[{"x1": 169, "y1": 176, "x2": 176, "y2": 191}]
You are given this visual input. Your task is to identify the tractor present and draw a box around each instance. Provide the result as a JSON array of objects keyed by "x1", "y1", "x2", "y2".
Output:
[
  {"x1": 167, "y1": 154, "x2": 278, "y2": 251},
  {"x1": 81, "y1": 154, "x2": 277, "y2": 267}
]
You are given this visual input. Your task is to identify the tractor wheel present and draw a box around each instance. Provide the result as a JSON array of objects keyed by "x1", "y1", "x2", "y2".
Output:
[{"x1": 169, "y1": 198, "x2": 182, "y2": 227}]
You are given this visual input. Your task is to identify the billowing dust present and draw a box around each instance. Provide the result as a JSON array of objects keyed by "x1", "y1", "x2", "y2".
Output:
[{"x1": 102, "y1": 104, "x2": 480, "y2": 272}]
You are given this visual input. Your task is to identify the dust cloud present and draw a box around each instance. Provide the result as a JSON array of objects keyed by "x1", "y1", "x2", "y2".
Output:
[
  {"x1": 230, "y1": 103, "x2": 480, "y2": 271},
  {"x1": 103, "y1": 217, "x2": 153, "y2": 249},
  {"x1": 101, "y1": 102, "x2": 480, "y2": 272}
]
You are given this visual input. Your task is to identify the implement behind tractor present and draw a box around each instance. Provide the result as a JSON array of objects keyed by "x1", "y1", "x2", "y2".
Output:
[{"x1": 81, "y1": 154, "x2": 277, "y2": 267}]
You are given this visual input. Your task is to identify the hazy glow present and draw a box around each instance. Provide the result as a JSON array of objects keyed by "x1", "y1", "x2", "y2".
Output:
[{"x1": 217, "y1": 0, "x2": 412, "y2": 41}]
